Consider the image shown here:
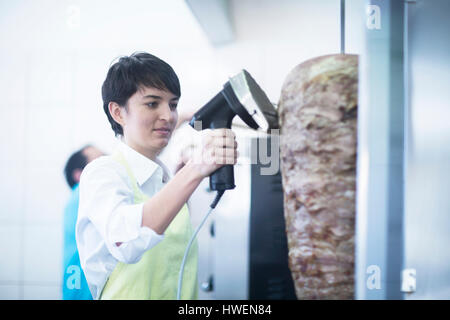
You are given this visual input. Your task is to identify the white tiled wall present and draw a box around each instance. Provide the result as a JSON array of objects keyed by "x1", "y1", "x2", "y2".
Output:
[
  {"x1": 0, "y1": 285, "x2": 21, "y2": 300},
  {"x1": 0, "y1": 0, "x2": 364, "y2": 299},
  {"x1": 0, "y1": 226, "x2": 22, "y2": 283},
  {"x1": 23, "y1": 285, "x2": 61, "y2": 300}
]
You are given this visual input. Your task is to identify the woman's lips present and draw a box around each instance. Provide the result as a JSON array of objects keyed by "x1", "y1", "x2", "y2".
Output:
[{"x1": 153, "y1": 128, "x2": 171, "y2": 136}]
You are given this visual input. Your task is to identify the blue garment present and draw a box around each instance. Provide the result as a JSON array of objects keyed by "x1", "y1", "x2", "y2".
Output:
[{"x1": 63, "y1": 184, "x2": 92, "y2": 300}]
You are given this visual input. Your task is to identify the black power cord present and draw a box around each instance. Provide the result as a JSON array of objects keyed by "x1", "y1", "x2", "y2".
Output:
[{"x1": 177, "y1": 190, "x2": 225, "y2": 299}]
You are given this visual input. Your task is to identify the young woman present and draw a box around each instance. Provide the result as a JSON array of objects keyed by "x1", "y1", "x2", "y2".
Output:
[{"x1": 76, "y1": 52, "x2": 238, "y2": 300}]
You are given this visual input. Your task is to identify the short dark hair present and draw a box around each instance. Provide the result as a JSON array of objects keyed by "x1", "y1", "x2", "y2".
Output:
[
  {"x1": 101, "y1": 52, "x2": 181, "y2": 136},
  {"x1": 64, "y1": 146, "x2": 90, "y2": 189}
]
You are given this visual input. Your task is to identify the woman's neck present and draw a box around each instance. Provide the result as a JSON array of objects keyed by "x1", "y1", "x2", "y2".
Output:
[{"x1": 122, "y1": 136, "x2": 160, "y2": 161}]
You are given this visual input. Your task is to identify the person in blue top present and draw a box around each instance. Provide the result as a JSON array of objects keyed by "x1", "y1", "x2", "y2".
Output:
[{"x1": 63, "y1": 145, "x2": 104, "y2": 300}]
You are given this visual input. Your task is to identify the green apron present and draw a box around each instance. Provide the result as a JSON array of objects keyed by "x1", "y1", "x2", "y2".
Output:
[{"x1": 100, "y1": 150, "x2": 198, "y2": 300}]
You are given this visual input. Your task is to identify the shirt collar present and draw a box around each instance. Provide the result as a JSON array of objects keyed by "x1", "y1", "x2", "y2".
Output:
[{"x1": 117, "y1": 141, "x2": 163, "y2": 186}]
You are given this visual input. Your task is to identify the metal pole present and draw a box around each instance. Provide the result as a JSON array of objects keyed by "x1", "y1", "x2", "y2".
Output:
[{"x1": 340, "y1": 0, "x2": 345, "y2": 54}]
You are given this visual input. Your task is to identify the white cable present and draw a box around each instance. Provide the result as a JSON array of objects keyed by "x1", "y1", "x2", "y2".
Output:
[{"x1": 177, "y1": 206, "x2": 214, "y2": 300}]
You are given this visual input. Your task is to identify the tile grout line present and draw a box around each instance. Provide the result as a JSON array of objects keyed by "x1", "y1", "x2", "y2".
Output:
[{"x1": 0, "y1": 280, "x2": 61, "y2": 286}]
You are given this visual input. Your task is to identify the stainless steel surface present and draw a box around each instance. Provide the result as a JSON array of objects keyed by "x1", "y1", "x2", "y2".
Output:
[
  {"x1": 403, "y1": 0, "x2": 450, "y2": 299},
  {"x1": 212, "y1": 134, "x2": 252, "y2": 299},
  {"x1": 229, "y1": 70, "x2": 279, "y2": 132},
  {"x1": 356, "y1": 0, "x2": 405, "y2": 299},
  {"x1": 188, "y1": 133, "x2": 253, "y2": 299}
]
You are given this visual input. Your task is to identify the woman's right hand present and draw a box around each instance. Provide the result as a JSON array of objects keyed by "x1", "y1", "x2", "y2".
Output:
[{"x1": 184, "y1": 128, "x2": 238, "y2": 179}]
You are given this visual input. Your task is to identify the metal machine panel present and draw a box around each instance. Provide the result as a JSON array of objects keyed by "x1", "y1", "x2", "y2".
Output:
[
  {"x1": 248, "y1": 137, "x2": 296, "y2": 300},
  {"x1": 204, "y1": 134, "x2": 295, "y2": 299},
  {"x1": 213, "y1": 145, "x2": 251, "y2": 299}
]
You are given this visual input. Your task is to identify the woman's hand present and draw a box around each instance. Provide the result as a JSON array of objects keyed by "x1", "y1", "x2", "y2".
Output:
[
  {"x1": 181, "y1": 128, "x2": 238, "y2": 179},
  {"x1": 143, "y1": 128, "x2": 237, "y2": 234}
]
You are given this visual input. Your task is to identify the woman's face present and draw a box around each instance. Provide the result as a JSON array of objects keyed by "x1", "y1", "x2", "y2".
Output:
[{"x1": 121, "y1": 86, "x2": 179, "y2": 159}]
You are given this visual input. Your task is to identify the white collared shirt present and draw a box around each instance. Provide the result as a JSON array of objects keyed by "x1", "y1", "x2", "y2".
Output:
[{"x1": 76, "y1": 141, "x2": 171, "y2": 300}]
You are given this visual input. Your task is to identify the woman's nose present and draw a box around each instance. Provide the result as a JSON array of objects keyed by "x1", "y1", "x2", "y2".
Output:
[{"x1": 159, "y1": 103, "x2": 175, "y2": 121}]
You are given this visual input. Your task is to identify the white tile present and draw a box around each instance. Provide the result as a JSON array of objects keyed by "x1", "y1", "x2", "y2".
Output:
[
  {"x1": 0, "y1": 104, "x2": 26, "y2": 163},
  {"x1": 72, "y1": 104, "x2": 112, "y2": 147},
  {"x1": 0, "y1": 225, "x2": 22, "y2": 282},
  {"x1": 71, "y1": 54, "x2": 105, "y2": 108},
  {"x1": 23, "y1": 163, "x2": 68, "y2": 225},
  {"x1": 0, "y1": 50, "x2": 29, "y2": 106},
  {"x1": 0, "y1": 284, "x2": 21, "y2": 299},
  {"x1": 23, "y1": 285, "x2": 61, "y2": 300},
  {"x1": 23, "y1": 224, "x2": 63, "y2": 284},
  {"x1": 24, "y1": 106, "x2": 74, "y2": 164},
  {"x1": 0, "y1": 161, "x2": 26, "y2": 223},
  {"x1": 28, "y1": 51, "x2": 73, "y2": 106}
]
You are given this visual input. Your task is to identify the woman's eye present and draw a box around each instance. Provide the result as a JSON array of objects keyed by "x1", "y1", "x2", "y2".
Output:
[
  {"x1": 170, "y1": 103, "x2": 178, "y2": 110},
  {"x1": 147, "y1": 102, "x2": 158, "y2": 108}
]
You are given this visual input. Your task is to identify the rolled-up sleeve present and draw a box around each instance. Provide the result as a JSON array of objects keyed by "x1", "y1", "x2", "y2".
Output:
[{"x1": 77, "y1": 159, "x2": 164, "y2": 265}]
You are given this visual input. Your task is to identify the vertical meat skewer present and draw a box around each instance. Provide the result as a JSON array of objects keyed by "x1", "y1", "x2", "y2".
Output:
[{"x1": 279, "y1": 54, "x2": 358, "y2": 299}]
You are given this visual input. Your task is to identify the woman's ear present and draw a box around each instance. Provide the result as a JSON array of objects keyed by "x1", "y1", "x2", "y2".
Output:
[{"x1": 108, "y1": 102, "x2": 125, "y2": 127}]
